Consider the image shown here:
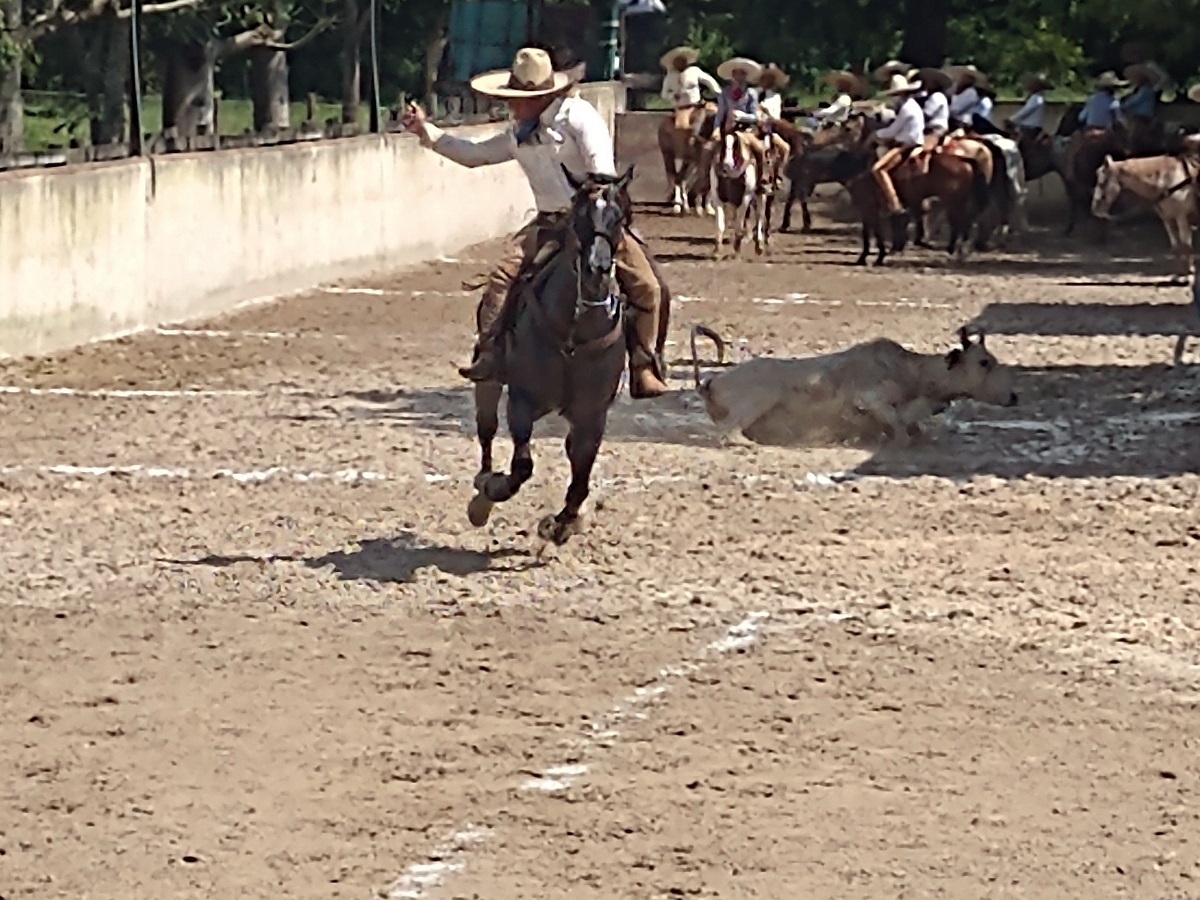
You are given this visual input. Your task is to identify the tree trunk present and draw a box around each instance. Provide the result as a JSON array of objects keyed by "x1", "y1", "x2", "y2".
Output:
[
  {"x1": 161, "y1": 40, "x2": 216, "y2": 138},
  {"x1": 340, "y1": 0, "x2": 361, "y2": 124},
  {"x1": 898, "y1": 0, "x2": 951, "y2": 69},
  {"x1": 249, "y1": 43, "x2": 290, "y2": 131},
  {"x1": 92, "y1": 11, "x2": 131, "y2": 145},
  {"x1": 0, "y1": 0, "x2": 23, "y2": 154},
  {"x1": 422, "y1": 12, "x2": 447, "y2": 109}
]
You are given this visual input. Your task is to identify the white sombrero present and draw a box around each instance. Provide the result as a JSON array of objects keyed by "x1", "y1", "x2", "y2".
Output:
[
  {"x1": 1124, "y1": 61, "x2": 1169, "y2": 88},
  {"x1": 470, "y1": 47, "x2": 574, "y2": 99},
  {"x1": 910, "y1": 67, "x2": 953, "y2": 92},
  {"x1": 716, "y1": 56, "x2": 762, "y2": 81},
  {"x1": 882, "y1": 72, "x2": 923, "y2": 96},
  {"x1": 872, "y1": 59, "x2": 911, "y2": 83},
  {"x1": 1188, "y1": 83, "x2": 1200, "y2": 103},
  {"x1": 660, "y1": 45, "x2": 699, "y2": 70},
  {"x1": 824, "y1": 70, "x2": 869, "y2": 96}
]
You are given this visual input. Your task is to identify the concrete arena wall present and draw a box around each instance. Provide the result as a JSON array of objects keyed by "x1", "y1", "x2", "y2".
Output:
[{"x1": 0, "y1": 82, "x2": 625, "y2": 359}]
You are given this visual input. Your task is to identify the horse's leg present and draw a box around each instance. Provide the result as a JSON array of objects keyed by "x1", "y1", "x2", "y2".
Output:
[
  {"x1": 713, "y1": 199, "x2": 726, "y2": 258},
  {"x1": 661, "y1": 143, "x2": 683, "y2": 213},
  {"x1": 800, "y1": 181, "x2": 814, "y2": 233},
  {"x1": 856, "y1": 219, "x2": 870, "y2": 266},
  {"x1": 537, "y1": 415, "x2": 605, "y2": 546},
  {"x1": 874, "y1": 215, "x2": 888, "y2": 266},
  {"x1": 780, "y1": 178, "x2": 797, "y2": 232},
  {"x1": 480, "y1": 386, "x2": 536, "y2": 504},
  {"x1": 466, "y1": 380, "x2": 504, "y2": 526}
]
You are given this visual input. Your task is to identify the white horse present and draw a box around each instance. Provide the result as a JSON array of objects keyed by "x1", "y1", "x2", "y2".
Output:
[
  {"x1": 1092, "y1": 153, "x2": 1197, "y2": 282},
  {"x1": 711, "y1": 129, "x2": 764, "y2": 257}
]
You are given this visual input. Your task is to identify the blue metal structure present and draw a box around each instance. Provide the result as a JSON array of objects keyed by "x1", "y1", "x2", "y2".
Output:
[{"x1": 447, "y1": 0, "x2": 539, "y2": 83}]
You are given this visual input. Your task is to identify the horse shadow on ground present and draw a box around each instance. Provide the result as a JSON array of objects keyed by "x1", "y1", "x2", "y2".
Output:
[{"x1": 162, "y1": 531, "x2": 538, "y2": 585}]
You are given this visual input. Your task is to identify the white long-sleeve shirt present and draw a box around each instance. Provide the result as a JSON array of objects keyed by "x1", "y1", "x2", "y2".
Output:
[
  {"x1": 875, "y1": 96, "x2": 924, "y2": 147},
  {"x1": 922, "y1": 91, "x2": 949, "y2": 131},
  {"x1": 1008, "y1": 91, "x2": 1046, "y2": 129},
  {"x1": 759, "y1": 90, "x2": 783, "y2": 120},
  {"x1": 418, "y1": 95, "x2": 614, "y2": 214},
  {"x1": 949, "y1": 85, "x2": 980, "y2": 122},
  {"x1": 660, "y1": 65, "x2": 720, "y2": 108}
]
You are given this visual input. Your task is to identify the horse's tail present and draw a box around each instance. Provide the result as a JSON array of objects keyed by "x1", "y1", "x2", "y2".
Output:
[
  {"x1": 967, "y1": 156, "x2": 991, "y2": 213},
  {"x1": 690, "y1": 324, "x2": 727, "y2": 391}
]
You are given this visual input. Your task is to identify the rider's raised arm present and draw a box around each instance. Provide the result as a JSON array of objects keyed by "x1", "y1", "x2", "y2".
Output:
[
  {"x1": 418, "y1": 122, "x2": 514, "y2": 167},
  {"x1": 561, "y1": 99, "x2": 616, "y2": 176},
  {"x1": 696, "y1": 69, "x2": 720, "y2": 96}
]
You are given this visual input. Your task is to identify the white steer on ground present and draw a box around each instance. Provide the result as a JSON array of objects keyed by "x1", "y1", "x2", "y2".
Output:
[{"x1": 689, "y1": 326, "x2": 1018, "y2": 447}]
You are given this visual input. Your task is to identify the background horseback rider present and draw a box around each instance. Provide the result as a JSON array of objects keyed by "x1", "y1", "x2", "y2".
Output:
[
  {"x1": 401, "y1": 47, "x2": 670, "y2": 399},
  {"x1": 659, "y1": 45, "x2": 720, "y2": 137},
  {"x1": 755, "y1": 63, "x2": 792, "y2": 188},
  {"x1": 703, "y1": 56, "x2": 770, "y2": 184},
  {"x1": 913, "y1": 67, "x2": 953, "y2": 170},
  {"x1": 1006, "y1": 74, "x2": 1054, "y2": 143},
  {"x1": 870, "y1": 72, "x2": 927, "y2": 217}
]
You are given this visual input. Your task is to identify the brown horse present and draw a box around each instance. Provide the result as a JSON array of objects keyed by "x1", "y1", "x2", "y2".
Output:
[
  {"x1": 657, "y1": 104, "x2": 716, "y2": 215},
  {"x1": 851, "y1": 116, "x2": 994, "y2": 258},
  {"x1": 1063, "y1": 128, "x2": 1127, "y2": 236},
  {"x1": 710, "y1": 128, "x2": 766, "y2": 257},
  {"x1": 467, "y1": 167, "x2": 642, "y2": 546}
]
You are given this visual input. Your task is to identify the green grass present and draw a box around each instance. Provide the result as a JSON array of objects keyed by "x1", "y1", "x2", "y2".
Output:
[{"x1": 20, "y1": 91, "x2": 356, "y2": 152}]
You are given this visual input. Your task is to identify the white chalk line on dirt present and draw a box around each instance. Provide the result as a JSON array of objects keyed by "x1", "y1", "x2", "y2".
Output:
[
  {"x1": 0, "y1": 464, "x2": 861, "y2": 491},
  {"x1": 385, "y1": 611, "x2": 770, "y2": 899},
  {"x1": 0, "y1": 385, "x2": 321, "y2": 398},
  {"x1": 153, "y1": 327, "x2": 348, "y2": 340},
  {"x1": 677, "y1": 292, "x2": 957, "y2": 310}
]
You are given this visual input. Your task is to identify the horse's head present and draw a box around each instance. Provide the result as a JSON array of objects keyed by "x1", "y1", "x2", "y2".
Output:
[
  {"x1": 1091, "y1": 153, "x2": 1122, "y2": 218},
  {"x1": 562, "y1": 164, "x2": 634, "y2": 283},
  {"x1": 719, "y1": 130, "x2": 751, "y2": 178}
]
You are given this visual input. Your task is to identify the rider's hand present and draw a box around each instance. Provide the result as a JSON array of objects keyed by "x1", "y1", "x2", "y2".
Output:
[{"x1": 400, "y1": 102, "x2": 427, "y2": 134}]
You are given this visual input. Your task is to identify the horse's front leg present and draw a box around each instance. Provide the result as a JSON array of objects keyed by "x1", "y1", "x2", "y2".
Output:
[
  {"x1": 466, "y1": 380, "x2": 505, "y2": 526},
  {"x1": 478, "y1": 386, "x2": 536, "y2": 505},
  {"x1": 713, "y1": 186, "x2": 727, "y2": 258},
  {"x1": 537, "y1": 416, "x2": 606, "y2": 546}
]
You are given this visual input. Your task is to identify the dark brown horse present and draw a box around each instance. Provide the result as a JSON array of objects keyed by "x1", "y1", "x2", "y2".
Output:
[
  {"x1": 779, "y1": 114, "x2": 868, "y2": 233},
  {"x1": 467, "y1": 166, "x2": 644, "y2": 546}
]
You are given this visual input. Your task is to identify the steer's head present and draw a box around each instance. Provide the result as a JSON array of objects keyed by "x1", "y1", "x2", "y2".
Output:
[{"x1": 943, "y1": 327, "x2": 1018, "y2": 407}]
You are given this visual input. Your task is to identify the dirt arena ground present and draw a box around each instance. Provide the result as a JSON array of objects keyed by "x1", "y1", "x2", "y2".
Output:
[{"x1": 3, "y1": 191, "x2": 1200, "y2": 899}]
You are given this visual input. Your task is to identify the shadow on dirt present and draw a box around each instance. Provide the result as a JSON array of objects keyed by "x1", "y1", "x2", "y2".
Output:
[
  {"x1": 970, "y1": 300, "x2": 1199, "y2": 338},
  {"x1": 851, "y1": 362, "x2": 1200, "y2": 480},
  {"x1": 163, "y1": 531, "x2": 538, "y2": 584}
]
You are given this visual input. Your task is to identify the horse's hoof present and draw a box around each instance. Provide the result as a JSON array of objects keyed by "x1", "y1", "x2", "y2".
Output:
[
  {"x1": 754, "y1": 242, "x2": 764, "y2": 256},
  {"x1": 467, "y1": 492, "x2": 494, "y2": 527},
  {"x1": 537, "y1": 514, "x2": 581, "y2": 546},
  {"x1": 472, "y1": 471, "x2": 492, "y2": 492},
  {"x1": 671, "y1": 203, "x2": 682, "y2": 215}
]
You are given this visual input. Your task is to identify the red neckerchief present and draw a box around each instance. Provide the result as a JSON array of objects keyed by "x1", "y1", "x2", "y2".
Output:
[{"x1": 730, "y1": 86, "x2": 744, "y2": 101}]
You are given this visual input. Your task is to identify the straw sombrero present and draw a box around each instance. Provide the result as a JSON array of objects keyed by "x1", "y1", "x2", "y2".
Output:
[
  {"x1": 1188, "y1": 83, "x2": 1200, "y2": 103},
  {"x1": 716, "y1": 57, "x2": 762, "y2": 81},
  {"x1": 873, "y1": 59, "x2": 911, "y2": 83},
  {"x1": 757, "y1": 63, "x2": 790, "y2": 89},
  {"x1": 1021, "y1": 73, "x2": 1055, "y2": 92},
  {"x1": 824, "y1": 70, "x2": 869, "y2": 96},
  {"x1": 910, "y1": 67, "x2": 953, "y2": 92},
  {"x1": 470, "y1": 47, "x2": 574, "y2": 99},
  {"x1": 660, "y1": 45, "x2": 699, "y2": 71},
  {"x1": 945, "y1": 64, "x2": 991, "y2": 90},
  {"x1": 1094, "y1": 70, "x2": 1129, "y2": 90},
  {"x1": 882, "y1": 72, "x2": 923, "y2": 96},
  {"x1": 1124, "y1": 61, "x2": 1168, "y2": 88}
]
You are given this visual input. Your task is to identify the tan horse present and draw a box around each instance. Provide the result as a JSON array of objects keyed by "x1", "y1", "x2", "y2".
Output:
[
  {"x1": 1092, "y1": 153, "x2": 1198, "y2": 281},
  {"x1": 657, "y1": 104, "x2": 717, "y2": 215}
]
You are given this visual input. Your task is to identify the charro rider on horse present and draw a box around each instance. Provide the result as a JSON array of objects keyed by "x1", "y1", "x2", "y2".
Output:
[
  {"x1": 400, "y1": 47, "x2": 670, "y2": 399},
  {"x1": 705, "y1": 55, "x2": 769, "y2": 186},
  {"x1": 870, "y1": 71, "x2": 927, "y2": 218},
  {"x1": 1006, "y1": 74, "x2": 1053, "y2": 142},
  {"x1": 755, "y1": 63, "x2": 792, "y2": 187},
  {"x1": 912, "y1": 66, "x2": 952, "y2": 171},
  {"x1": 815, "y1": 70, "x2": 869, "y2": 125},
  {"x1": 659, "y1": 44, "x2": 719, "y2": 136}
]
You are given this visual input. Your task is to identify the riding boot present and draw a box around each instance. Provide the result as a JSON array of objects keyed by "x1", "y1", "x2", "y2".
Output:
[
  {"x1": 458, "y1": 254, "x2": 524, "y2": 382},
  {"x1": 615, "y1": 235, "x2": 669, "y2": 399},
  {"x1": 627, "y1": 305, "x2": 669, "y2": 398}
]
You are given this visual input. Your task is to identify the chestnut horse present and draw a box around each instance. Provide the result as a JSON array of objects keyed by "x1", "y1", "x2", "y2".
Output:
[{"x1": 657, "y1": 104, "x2": 717, "y2": 215}]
